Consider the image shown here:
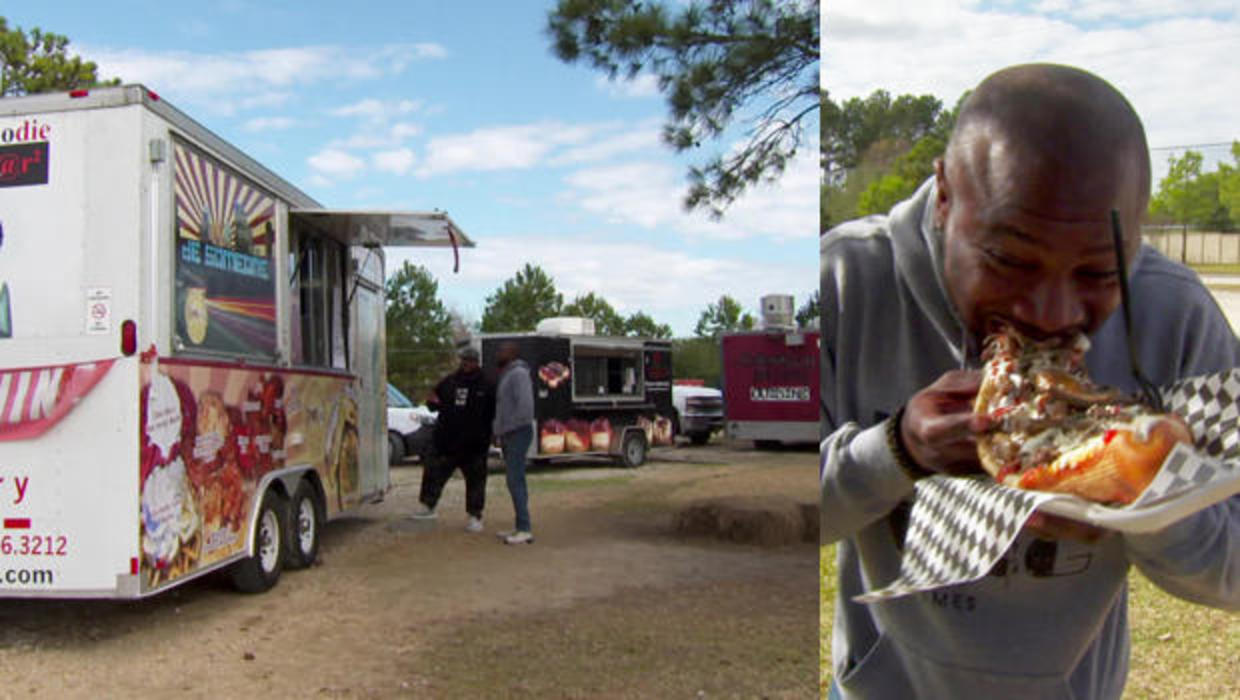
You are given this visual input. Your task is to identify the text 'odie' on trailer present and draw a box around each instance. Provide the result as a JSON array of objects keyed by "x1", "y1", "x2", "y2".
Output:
[
  {"x1": 0, "y1": 85, "x2": 472, "y2": 598},
  {"x1": 722, "y1": 294, "x2": 820, "y2": 447}
]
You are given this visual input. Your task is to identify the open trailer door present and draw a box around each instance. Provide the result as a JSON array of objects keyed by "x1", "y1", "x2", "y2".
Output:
[{"x1": 289, "y1": 209, "x2": 473, "y2": 498}]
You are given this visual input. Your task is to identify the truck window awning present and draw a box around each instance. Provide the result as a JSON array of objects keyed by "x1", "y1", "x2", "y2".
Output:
[{"x1": 290, "y1": 210, "x2": 474, "y2": 248}]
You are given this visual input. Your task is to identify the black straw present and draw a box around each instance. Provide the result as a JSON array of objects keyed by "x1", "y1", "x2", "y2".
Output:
[{"x1": 1110, "y1": 209, "x2": 1163, "y2": 411}]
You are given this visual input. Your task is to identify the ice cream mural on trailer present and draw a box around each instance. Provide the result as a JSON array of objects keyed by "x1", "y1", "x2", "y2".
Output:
[{"x1": 138, "y1": 356, "x2": 359, "y2": 589}]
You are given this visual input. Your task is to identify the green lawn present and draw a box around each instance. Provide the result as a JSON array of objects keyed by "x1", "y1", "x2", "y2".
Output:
[
  {"x1": 1191, "y1": 263, "x2": 1240, "y2": 275},
  {"x1": 819, "y1": 543, "x2": 1239, "y2": 698}
]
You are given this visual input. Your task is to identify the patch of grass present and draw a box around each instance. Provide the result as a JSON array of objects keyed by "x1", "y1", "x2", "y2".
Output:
[
  {"x1": 820, "y1": 544, "x2": 836, "y2": 698},
  {"x1": 1124, "y1": 569, "x2": 1240, "y2": 698},
  {"x1": 819, "y1": 544, "x2": 1238, "y2": 697},
  {"x1": 1190, "y1": 263, "x2": 1240, "y2": 275}
]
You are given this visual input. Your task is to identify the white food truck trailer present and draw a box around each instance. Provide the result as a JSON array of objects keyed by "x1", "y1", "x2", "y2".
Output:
[{"x1": 0, "y1": 85, "x2": 471, "y2": 597}]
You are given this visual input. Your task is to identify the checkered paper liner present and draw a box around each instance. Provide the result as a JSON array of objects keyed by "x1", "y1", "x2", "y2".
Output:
[{"x1": 855, "y1": 369, "x2": 1240, "y2": 603}]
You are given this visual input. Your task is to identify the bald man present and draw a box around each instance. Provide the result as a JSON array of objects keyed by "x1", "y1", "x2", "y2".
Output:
[{"x1": 821, "y1": 64, "x2": 1240, "y2": 699}]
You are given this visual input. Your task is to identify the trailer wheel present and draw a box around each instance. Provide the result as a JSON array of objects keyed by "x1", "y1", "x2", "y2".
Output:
[
  {"x1": 689, "y1": 431, "x2": 711, "y2": 446},
  {"x1": 388, "y1": 431, "x2": 406, "y2": 465},
  {"x1": 229, "y1": 488, "x2": 286, "y2": 593},
  {"x1": 285, "y1": 479, "x2": 322, "y2": 570},
  {"x1": 620, "y1": 430, "x2": 647, "y2": 468}
]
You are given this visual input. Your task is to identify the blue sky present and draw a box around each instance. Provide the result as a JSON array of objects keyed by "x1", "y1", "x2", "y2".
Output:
[
  {"x1": 6, "y1": 2, "x2": 819, "y2": 336},
  {"x1": 824, "y1": 0, "x2": 1239, "y2": 188}
]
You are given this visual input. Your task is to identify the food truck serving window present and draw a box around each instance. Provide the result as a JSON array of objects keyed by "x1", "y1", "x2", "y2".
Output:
[
  {"x1": 172, "y1": 137, "x2": 278, "y2": 359},
  {"x1": 572, "y1": 344, "x2": 643, "y2": 401},
  {"x1": 290, "y1": 230, "x2": 349, "y2": 370}
]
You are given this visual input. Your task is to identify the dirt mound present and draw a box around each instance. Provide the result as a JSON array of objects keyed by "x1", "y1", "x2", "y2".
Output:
[{"x1": 674, "y1": 495, "x2": 817, "y2": 546}]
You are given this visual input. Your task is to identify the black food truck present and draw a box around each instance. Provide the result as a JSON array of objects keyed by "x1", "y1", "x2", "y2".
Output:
[{"x1": 476, "y1": 318, "x2": 674, "y2": 467}]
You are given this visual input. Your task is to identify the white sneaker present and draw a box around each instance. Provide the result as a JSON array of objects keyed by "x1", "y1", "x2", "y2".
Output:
[
  {"x1": 465, "y1": 516, "x2": 484, "y2": 533},
  {"x1": 495, "y1": 530, "x2": 514, "y2": 540},
  {"x1": 503, "y1": 531, "x2": 534, "y2": 545},
  {"x1": 411, "y1": 504, "x2": 437, "y2": 520}
]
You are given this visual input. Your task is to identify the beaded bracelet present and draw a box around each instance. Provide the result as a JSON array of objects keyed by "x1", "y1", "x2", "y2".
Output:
[{"x1": 885, "y1": 405, "x2": 933, "y2": 481}]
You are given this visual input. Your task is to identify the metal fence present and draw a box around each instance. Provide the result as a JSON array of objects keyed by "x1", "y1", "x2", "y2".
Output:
[{"x1": 1144, "y1": 230, "x2": 1240, "y2": 265}]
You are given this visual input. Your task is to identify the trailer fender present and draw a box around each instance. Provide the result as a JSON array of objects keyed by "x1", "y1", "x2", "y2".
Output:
[{"x1": 243, "y1": 466, "x2": 308, "y2": 556}]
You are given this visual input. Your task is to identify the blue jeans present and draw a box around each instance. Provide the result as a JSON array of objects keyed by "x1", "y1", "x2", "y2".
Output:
[{"x1": 500, "y1": 425, "x2": 533, "y2": 532}]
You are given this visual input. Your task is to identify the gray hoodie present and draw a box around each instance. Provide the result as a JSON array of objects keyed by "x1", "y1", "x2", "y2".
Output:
[
  {"x1": 493, "y1": 358, "x2": 534, "y2": 436},
  {"x1": 821, "y1": 178, "x2": 1240, "y2": 699}
]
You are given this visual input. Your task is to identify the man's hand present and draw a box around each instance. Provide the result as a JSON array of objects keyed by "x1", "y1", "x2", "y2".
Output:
[{"x1": 899, "y1": 370, "x2": 992, "y2": 476}]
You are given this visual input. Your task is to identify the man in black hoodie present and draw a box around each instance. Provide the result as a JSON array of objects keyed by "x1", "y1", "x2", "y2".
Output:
[{"x1": 412, "y1": 346, "x2": 496, "y2": 532}]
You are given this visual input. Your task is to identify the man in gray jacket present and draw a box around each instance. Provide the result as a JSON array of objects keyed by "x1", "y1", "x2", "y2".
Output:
[
  {"x1": 493, "y1": 341, "x2": 535, "y2": 544},
  {"x1": 822, "y1": 63, "x2": 1240, "y2": 698}
]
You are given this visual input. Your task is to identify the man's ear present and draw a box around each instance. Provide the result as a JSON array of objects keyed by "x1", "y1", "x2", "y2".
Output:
[{"x1": 933, "y1": 157, "x2": 950, "y2": 230}]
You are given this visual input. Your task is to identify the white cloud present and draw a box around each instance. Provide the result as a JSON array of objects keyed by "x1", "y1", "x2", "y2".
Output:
[
  {"x1": 1047, "y1": 0, "x2": 1238, "y2": 22},
  {"x1": 243, "y1": 116, "x2": 296, "y2": 132},
  {"x1": 331, "y1": 98, "x2": 423, "y2": 122},
  {"x1": 678, "y1": 147, "x2": 820, "y2": 241},
  {"x1": 387, "y1": 236, "x2": 811, "y2": 336},
  {"x1": 373, "y1": 148, "x2": 416, "y2": 175},
  {"x1": 308, "y1": 148, "x2": 366, "y2": 178},
  {"x1": 561, "y1": 146, "x2": 819, "y2": 240},
  {"x1": 390, "y1": 122, "x2": 422, "y2": 140},
  {"x1": 594, "y1": 73, "x2": 662, "y2": 98},
  {"x1": 417, "y1": 122, "x2": 597, "y2": 176},
  {"x1": 550, "y1": 119, "x2": 663, "y2": 166},
  {"x1": 563, "y1": 161, "x2": 685, "y2": 229},
  {"x1": 85, "y1": 43, "x2": 447, "y2": 114},
  {"x1": 824, "y1": 1, "x2": 1240, "y2": 184},
  {"x1": 238, "y1": 91, "x2": 293, "y2": 110}
]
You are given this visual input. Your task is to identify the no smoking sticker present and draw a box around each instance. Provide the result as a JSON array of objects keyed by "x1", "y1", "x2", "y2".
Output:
[{"x1": 85, "y1": 287, "x2": 111, "y2": 334}]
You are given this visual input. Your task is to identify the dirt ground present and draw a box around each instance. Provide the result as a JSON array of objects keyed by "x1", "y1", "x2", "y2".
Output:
[{"x1": 0, "y1": 439, "x2": 818, "y2": 699}]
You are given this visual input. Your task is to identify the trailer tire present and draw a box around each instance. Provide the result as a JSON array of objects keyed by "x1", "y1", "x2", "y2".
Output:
[
  {"x1": 388, "y1": 431, "x2": 406, "y2": 465},
  {"x1": 689, "y1": 431, "x2": 711, "y2": 446},
  {"x1": 285, "y1": 479, "x2": 322, "y2": 570},
  {"x1": 229, "y1": 488, "x2": 286, "y2": 594},
  {"x1": 620, "y1": 430, "x2": 647, "y2": 468}
]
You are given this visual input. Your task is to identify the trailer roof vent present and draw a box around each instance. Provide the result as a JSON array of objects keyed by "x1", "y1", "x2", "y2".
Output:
[
  {"x1": 760, "y1": 294, "x2": 795, "y2": 331},
  {"x1": 536, "y1": 316, "x2": 596, "y2": 336}
]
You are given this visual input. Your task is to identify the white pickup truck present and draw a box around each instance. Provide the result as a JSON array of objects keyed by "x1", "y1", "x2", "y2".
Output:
[{"x1": 671, "y1": 384, "x2": 725, "y2": 446}]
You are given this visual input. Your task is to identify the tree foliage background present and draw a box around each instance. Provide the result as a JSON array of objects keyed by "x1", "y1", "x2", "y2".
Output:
[
  {"x1": 795, "y1": 290, "x2": 819, "y2": 328},
  {"x1": 694, "y1": 294, "x2": 755, "y2": 338},
  {"x1": 480, "y1": 263, "x2": 565, "y2": 333},
  {"x1": 479, "y1": 264, "x2": 673, "y2": 338},
  {"x1": 821, "y1": 89, "x2": 963, "y2": 231},
  {"x1": 0, "y1": 17, "x2": 117, "y2": 96},
  {"x1": 562, "y1": 292, "x2": 626, "y2": 335},
  {"x1": 385, "y1": 262, "x2": 456, "y2": 401},
  {"x1": 547, "y1": 0, "x2": 819, "y2": 217},
  {"x1": 821, "y1": 84, "x2": 1240, "y2": 238},
  {"x1": 1148, "y1": 144, "x2": 1240, "y2": 232},
  {"x1": 672, "y1": 337, "x2": 723, "y2": 387}
]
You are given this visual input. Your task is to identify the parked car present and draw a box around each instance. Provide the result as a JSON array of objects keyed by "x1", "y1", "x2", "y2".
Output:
[
  {"x1": 386, "y1": 383, "x2": 436, "y2": 465},
  {"x1": 672, "y1": 384, "x2": 725, "y2": 446}
]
